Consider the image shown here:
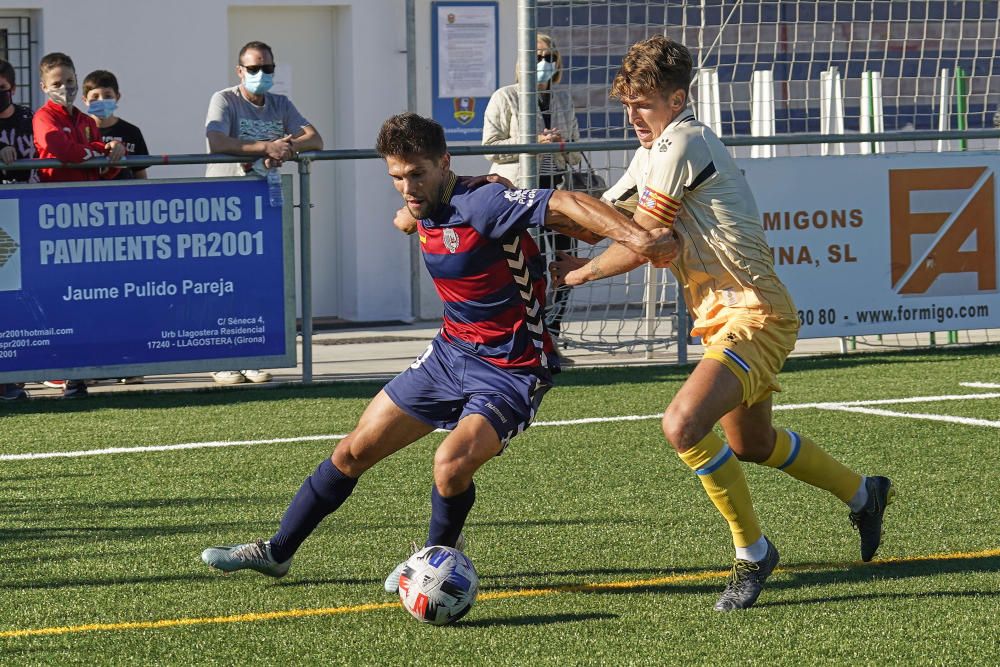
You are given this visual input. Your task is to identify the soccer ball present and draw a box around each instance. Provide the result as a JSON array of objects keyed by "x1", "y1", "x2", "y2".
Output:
[{"x1": 398, "y1": 545, "x2": 478, "y2": 625}]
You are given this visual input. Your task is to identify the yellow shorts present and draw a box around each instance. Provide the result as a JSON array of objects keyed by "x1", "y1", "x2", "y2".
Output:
[{"x1": 700, "y1": 309, "x2": 800, "y2": 407}]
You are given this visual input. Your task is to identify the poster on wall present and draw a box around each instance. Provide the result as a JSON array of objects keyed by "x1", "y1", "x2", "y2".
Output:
[
  {"x1": 0, "y1": 177, "x2": 296, "y2": 382},
  {"x1": 740, "y1": 151, "x2": 999, "y2": 338},
  {"x1": 432, "y1": 1, "x2": 498, "y2": 142}
]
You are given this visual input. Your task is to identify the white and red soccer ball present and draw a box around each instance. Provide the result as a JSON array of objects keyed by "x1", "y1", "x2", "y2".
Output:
[{"x1": 397, "y1": 545, "x2": 479, "y2": 625}]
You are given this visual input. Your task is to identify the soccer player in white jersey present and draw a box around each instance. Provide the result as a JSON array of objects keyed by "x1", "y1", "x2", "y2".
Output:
[{"x1": 552, "y1": 36, "x2": 895, "y2": 611}]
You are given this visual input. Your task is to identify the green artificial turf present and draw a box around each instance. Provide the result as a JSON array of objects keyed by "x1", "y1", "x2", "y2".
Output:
[{"x1": 1, "y1": 346, "x2": 998, "y2": 665}]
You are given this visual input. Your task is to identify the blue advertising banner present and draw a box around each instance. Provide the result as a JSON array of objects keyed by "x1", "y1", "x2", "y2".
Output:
[
  {"x1": 0, "y1": 177, "x2": 295, "y2": 382},
  {"x1": 431, "y1": 2, "x2": 499, "y2": 142}
]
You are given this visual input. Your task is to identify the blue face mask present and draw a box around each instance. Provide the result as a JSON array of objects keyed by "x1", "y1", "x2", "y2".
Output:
[
  {"x1": 243, "y1": 70, "x2": 274, "y2": 95},
  {"x1": 537, "y1": 60, "x2": 556, "y2": 85},
  {"x1": 87, "y1": 98, "x2": 117, "y2": 119}
]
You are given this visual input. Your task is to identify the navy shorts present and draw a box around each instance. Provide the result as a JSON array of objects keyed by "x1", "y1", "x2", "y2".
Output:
[{"x1": 384, "y1": 337, "x2": 552, "y2": 448}]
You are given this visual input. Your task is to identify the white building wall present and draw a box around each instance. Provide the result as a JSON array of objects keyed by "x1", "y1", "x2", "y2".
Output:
[{"x1": 0, "y1": 0, "x2": 518, "y2": 323}]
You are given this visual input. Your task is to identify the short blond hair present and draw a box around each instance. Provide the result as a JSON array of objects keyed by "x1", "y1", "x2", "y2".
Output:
[
  {"x1": 610, "y1": 36, "x2": 692, "y2": 101},
  {"x1": 515, "y1": 32, "x2": 563, "y2": 85}
]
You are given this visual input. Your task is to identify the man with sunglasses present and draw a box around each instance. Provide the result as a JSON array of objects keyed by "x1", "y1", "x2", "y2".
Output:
[
  {"x1": 204, "y1": 40, "x2": 323, "y2": 385},
  {"x1": 205, "y1": 40, "x2": 322, "y2": 179}
]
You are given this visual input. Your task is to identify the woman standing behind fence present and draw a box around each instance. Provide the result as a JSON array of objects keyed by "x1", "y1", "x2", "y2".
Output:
[{"x1": 482, "y1": 34, "x2": 581, "y2": 361}]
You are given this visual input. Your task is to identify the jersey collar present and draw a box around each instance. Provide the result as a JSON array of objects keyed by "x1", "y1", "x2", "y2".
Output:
[
  {"x1": 441, "y1": 171, "x2": 458, "y2": 206},
  {"x1": 423, "y1": 171, "x2": 459, "y2": 226},
  {"x1": 667, "y1": 109, "x2": 695, "y2": 131}
]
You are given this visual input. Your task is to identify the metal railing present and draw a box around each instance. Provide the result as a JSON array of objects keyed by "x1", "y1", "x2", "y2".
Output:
[{"x1": 6, "y1": 125, "x2": 1000, "y2": 382}]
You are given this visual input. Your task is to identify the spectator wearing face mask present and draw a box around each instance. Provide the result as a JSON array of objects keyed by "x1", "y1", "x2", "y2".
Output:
[
  {"x1": 77, "y1": 69, "x2": 148, "y2": 388},
  {"x1": 204, "y1": 40, "x2": 323, "y2": 386},
  {"x1": 33, "y1": 52, "x2": 125, "y2": 184},
  {"x1": 31, "y1": 52, "x2": 126, "y2": 399},
  {"x1": 0, "y1": 59, "x2": 35, "y2": 401},
  {"x1": 83, "y1": 69, "x2": 150, "y2": 181},
  {"x1": 483, "y1": 33, "x2": 581, "y2": 365},
  {"x1": 0, "y1": 58, "x2": 36, "y2": 185}
]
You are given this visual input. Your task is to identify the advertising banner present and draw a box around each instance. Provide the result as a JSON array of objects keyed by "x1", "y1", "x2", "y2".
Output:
[
  {"x1": 0, "y1": 177, "x2": 295, "y2": 382},
  {"x1": 741, "y1": 152, "x2": 998, "y2": 338}
]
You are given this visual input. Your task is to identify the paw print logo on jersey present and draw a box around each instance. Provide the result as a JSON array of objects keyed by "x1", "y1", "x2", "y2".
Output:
[{"x1": 502, "y1": 189, "x2": 538, "y2": 206}]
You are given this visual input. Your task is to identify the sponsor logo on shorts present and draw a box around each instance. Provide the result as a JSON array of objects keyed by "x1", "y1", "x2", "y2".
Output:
[{"x1": 484, "y1": 402, "x2": 508, "y2": 424}]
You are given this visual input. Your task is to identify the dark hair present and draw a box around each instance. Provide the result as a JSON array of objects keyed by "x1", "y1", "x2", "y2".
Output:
[
  {"x1": 0, "y1": 59, "x2": 15, "y2": 87},
  {"x1": 611, "y1": 36, "x2": 692, "y2": 100},
  {"x1": 39, "y1": 52, "x2": 75, "y2": 76},
  {"x1": 375, "y1": 113, "x2": 448, "y2": 160},
  {"x1": 239, "y1": 41, "x2": 274, "y2": 63},
  {"x1": 83, "y1": 69, "x2": 119, "y2": 96}
]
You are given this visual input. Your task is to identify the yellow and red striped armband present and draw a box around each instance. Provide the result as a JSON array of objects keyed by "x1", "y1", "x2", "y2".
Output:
[{"x1": 637, "y1": 186, "x2": 680, "y2": 227}]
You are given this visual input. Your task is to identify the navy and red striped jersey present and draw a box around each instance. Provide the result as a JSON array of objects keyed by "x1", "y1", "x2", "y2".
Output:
[{"x1": 418, "y1": 174, "x2": 558, "y2": 372}]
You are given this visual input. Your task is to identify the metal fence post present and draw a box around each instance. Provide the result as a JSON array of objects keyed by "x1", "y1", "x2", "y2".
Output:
[
  {"x1": 676, "y1": 289, "x2": 688, "y2": 366},
  {"x1": 643, "y1": 263, "x2": 656, "y2": 359},
  {"x1": 516, "y1": 0, "x2": 538, "y2": 189},
  {"x1": 298, "y1": 157, "x2": 314, "y2": 384},
  {"x1": 406, "y1": 0, "x2": 421, "y2": 322}
]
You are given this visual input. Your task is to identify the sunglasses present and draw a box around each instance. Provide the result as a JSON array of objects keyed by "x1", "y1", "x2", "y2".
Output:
[
  {"x1": 240, "y1": 64, "x2": 276, "y2": 75},
  {"x1": 537, "y1": 53, "x2": 557, "y2": 63}
]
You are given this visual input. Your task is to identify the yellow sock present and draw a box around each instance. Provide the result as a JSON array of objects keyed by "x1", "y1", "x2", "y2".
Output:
[
  {"x1": 678, "y1": 431, "x2": 762, "y2": 549},
  {"x1": 762, "y1": 429, "x2": 863, "y2": 504}
]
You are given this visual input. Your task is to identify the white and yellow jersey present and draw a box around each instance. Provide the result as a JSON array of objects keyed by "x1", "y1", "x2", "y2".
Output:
[{"x1": 603, "y1": 110, "x2": 796, "y2": 335}]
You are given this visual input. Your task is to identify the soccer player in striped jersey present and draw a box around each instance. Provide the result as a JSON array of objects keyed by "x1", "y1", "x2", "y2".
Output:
[
  {"x1": 201, "y1": 112, "x2": 674, "y2": 587},
  {"x1": 553, "y1": 36, "x2": 895, "y2": 611}
]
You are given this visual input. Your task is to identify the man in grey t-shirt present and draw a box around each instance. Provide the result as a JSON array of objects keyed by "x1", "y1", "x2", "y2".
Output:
[
  {"x1": 205, "y1": 40, "x2": 322, "y2": 178},
  {"x1": 205, "y1": 40, "x2": 323, "y2": 384}
]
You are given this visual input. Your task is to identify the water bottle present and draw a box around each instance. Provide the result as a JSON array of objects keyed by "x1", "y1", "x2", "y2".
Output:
[{"x1": 267, "y1": 168, "x2": 283, "y2": 208}]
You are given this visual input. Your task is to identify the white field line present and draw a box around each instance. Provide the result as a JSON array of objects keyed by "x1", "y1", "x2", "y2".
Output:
[
  {"x1": 815, "y1": 405, "x2": 1000, "y2": 428},
  {"x1": 2, "y1": 392, "x2": 999, "y2": 462},
  {"x1": 960, "y1": 382, "x2": 1000, "y2": 389}
]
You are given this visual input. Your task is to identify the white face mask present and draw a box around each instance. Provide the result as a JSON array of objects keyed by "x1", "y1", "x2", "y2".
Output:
[
  {"x1": 537, "y1": 60, "x2": 556, "y2": 85},
  {"x1": 47, "y1": 84, "x2": 77, "y2": 107}
]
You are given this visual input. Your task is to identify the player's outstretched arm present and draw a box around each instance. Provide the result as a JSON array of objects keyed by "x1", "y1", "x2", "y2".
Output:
[
  {"x1": 550, "y1": 243, "x2": 648, "y2": 287},
  {"x1": 546, "y1": 190, "x2": 680, "y2": 265},
  {"x1": 543, "y1": 210, "x2": 604, "y2": 244}
]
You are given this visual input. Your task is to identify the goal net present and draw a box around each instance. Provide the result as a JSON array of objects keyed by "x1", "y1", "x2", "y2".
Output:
[{"x1": 536, "y1": 0, "x2": 1000, "y2": 354}]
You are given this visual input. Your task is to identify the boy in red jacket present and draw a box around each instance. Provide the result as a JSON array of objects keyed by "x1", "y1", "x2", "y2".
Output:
[
  {"x1": 33, "y1": 52, "x2": 124, "y2": 183},
  {"x1": 33, "y1": 52, "x2": 126, "y2": 397}
]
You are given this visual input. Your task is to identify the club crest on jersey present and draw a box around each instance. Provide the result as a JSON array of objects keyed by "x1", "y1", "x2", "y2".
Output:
[
  {"x1": 443, "y1": 228, "x2": 460, "y2": 253},
  {"x1": 503, "y1": 189, "x2": 537, "y2": 205}
]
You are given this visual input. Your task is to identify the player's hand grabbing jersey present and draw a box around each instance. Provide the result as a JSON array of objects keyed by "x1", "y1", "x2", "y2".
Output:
[
  {"x1": 603, "y1": 110, "x2": 796, "y2": 333},
  {"x1": 419, "y1": 175, "x2": 558, "y2": 372}
]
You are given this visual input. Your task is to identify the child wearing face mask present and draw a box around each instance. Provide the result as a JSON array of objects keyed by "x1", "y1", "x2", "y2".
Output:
[
  {"x1": 0, "y1": 58, "x2": 36, "y2": 184},
  {"x1": 0, "y1": 59, "x2": 35, "y2": 401},
  {"x1": 83, "y1": 69, "x2": 149, "y2": 180},
  {"x1": 32, "y1": 52, "x2": 126, "y2": 183},
  {"x1": 31, "y1": 53, "x2": 128, "y2": 399}
]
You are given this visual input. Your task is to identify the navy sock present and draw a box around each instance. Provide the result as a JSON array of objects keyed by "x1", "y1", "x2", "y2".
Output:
[
  {"x1": 269, "y1": 458, "x2": 357, "y2": 563},
  {"x1": 425, "y1": 482, "x2": 476, "y2": 548}
]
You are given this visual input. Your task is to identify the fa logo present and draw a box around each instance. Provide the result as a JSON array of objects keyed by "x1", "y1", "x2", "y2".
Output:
[
  {"x1": 888, "y1": 167, "x2": 997, "y2": 295},
  {"x1": 443, "y1": 228, "x2": 460, "y2": 253}
]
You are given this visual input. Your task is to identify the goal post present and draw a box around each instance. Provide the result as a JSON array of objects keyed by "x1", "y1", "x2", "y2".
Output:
[{"x1": 534, "y1": 0, "x2": 1000, "y2": 355}]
